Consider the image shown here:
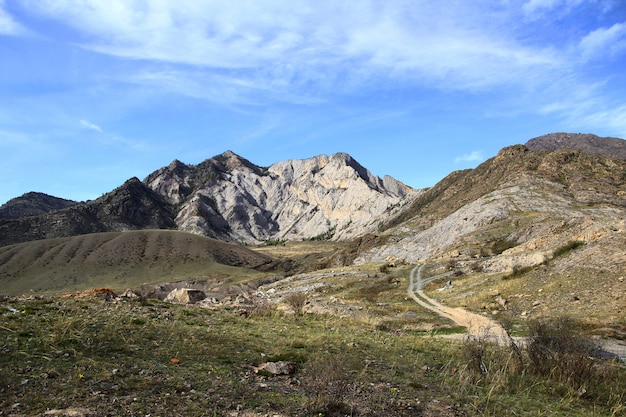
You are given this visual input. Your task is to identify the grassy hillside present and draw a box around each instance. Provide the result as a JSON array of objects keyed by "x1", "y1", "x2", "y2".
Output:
[
  {"x1": 0, "y1": 230, "x2": 274, "y2": 296},
  {"x1": 1, "y1": 295, "x2": 624, "y2": 416}
]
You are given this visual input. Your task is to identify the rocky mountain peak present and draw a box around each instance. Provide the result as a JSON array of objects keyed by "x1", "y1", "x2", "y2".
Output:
[
  {"x1": 156, "y1": 151, "x2": 415, "y2": 243},
  {"x1": 211, "y1": 150, "x2": 265, "y2": 174}
]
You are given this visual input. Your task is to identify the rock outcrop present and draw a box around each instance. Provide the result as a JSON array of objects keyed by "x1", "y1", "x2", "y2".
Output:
[{"x1": 164, "y1": 288, "x2": 207, "y2": 304}]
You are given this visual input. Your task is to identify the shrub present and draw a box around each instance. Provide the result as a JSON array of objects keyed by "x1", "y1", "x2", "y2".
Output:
[
  {"x1": 526, "y1": 316, "x2": 596, "y2": 387},
  {"x1": 462, "y1": 334, "x2": 489, "y2": 380},
  {"x1": 249, "y1": 299, "x2": 278, "y2": 318},
  {"x1": 264, "y1": 239, "x2": 287, "y2": 246},
  {"x1": 459, "y1": 330, "x2": 523, "y2": 387},
  {"x1": 284, "y1": 292, "x2": 308, "y2": 316},
  {"x1": 308, "y1": 227, "x2": 336, "y2": 241}
]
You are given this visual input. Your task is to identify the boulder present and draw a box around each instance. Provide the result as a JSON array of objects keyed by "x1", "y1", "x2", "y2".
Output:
[{"x1": 164, "y1": 288, "x2": 206, "y2": 304}]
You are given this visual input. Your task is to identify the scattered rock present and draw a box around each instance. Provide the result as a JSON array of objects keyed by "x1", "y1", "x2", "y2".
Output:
[
  {"x1": 253, "y1": 361, "x2": 297, "y2": 376},
  {"x1": 495, "y1": 296, "x2": 507, "y2": 308},
  {"x1": 119, "y1": 289, "x2": 141, "y2": 299}
]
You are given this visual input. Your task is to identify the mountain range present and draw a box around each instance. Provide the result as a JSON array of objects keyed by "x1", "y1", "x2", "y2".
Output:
[
  {"x1": 0, "y1": 151, "x2": 412, "y2": 247},
  {"x1": 1, "y1": 132, "x2": 625, "y2": 315}
]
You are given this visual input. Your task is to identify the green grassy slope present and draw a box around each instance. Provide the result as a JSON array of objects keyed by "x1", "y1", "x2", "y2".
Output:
[{"x1": 0, "y1": 230, "x2": 274, "y2": 295}]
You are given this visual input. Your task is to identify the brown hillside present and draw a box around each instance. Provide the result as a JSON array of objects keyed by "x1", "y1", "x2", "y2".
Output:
[
  {"x1": 526, "y1": 132, "x2": 626, "y2": 159},
  {"x1": 383, "y1": 145, "x2": 626, "y2": 231},
  {"x1": 0, "y1": 230, "x2": 274, "y2": 296}
]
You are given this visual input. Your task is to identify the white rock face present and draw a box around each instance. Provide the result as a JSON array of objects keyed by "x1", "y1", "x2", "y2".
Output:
[{"x1": 145, "y1": 151, "x2": 416, "y2": 243}]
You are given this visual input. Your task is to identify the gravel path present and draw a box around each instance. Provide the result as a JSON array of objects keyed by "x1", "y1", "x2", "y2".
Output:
[{"x1": 408, "y1": 264, "x2": 510, "y2": 340}]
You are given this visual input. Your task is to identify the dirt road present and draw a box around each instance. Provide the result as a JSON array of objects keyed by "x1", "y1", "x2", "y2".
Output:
[{"x1": 408, "y1": 264, "x2": 509, "y2": 340}]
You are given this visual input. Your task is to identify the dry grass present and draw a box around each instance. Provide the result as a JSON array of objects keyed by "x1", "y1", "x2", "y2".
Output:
[{"x1": 1, "y1": 293, "x2": 624, "y2": 416}]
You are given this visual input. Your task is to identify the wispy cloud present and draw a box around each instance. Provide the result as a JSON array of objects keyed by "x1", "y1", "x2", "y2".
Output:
[
  {"x1": 0, "y1": 0, "x2": 26, "y2": 35},
  {"x1": 455, "y1": 151, "x2": 485, "y2": 163},
  {"x1": 17, "y1": 1, "x2": 567, "y2": 95},
  {"x1": 80, "y1": 119, "x2": 103, "y2": 132},
  {"x1": 579, "y1": 23, "x2": 626, "y2": 61},
  {"x1": 522, "y1": 0, "x2": 584, "y2": 18},
  {"x1": 0, "y1": 128, "x2": 32, "y2": 146}
]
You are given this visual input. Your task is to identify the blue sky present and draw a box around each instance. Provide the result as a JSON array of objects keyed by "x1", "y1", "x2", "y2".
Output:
[{"x1": 1, "y1": 0, "x2": 626, "y2": 204}]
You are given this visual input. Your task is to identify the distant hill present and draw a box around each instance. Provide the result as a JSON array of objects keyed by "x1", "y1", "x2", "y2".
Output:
[
  {"x1": 0, "y1": 192, "x2": 80, "y2": 220},
  {"x1": 370, "y1": 144, "x2": 626, "y2": 263},
  {"x1": 0, "y1": 230, "x2": 275, "y2": 296},
  {"x1": 0, "y1": 178, "x2": 176, "y2": 247},
  {"x1": 525, "y1": 132, "x2": 626, "y2": 159}
]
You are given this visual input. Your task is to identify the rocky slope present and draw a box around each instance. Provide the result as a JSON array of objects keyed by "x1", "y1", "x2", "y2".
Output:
[
  {"x1": 0, "y1": 230, "x2": 275, "y2": 296},
  {"x1": 0, "y1": 151, "x2": 414, "y2": 247},
  {"x1": 357, "y1": 144, "x2": 626, "y2": 274}
]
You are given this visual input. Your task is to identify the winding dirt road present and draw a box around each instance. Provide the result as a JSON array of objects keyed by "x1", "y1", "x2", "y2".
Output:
[{"x1": 408, "y1": 264, "x2": 509, "y2": 340}]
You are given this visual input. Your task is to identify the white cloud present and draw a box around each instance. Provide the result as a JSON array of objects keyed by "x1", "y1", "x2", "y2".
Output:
[
  {"x1": 80, "y1": 119, "x2": 103, "y2": 132},
  {"x1": 0, "y1": 129, "x2": 31, "y2": 146},
  {"x1": 579, "y1": 23, "x2": 626, "y2": 61},
  {"x1": 455, "y1": 151, "x2": 485, "y2": 163},
  {"x1": 0, "y1": 0, "x2": 26, "y2": 35}
]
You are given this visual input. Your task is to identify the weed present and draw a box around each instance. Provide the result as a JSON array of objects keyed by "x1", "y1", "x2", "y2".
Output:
[
  {"x1": 301, "y1": 353, "x2": 355, "y2": 415},
  {"x1": 1, "y1": 297, "x2": 624, "y2": 416},
  {"x1": 249, "y1": 299, "x2": 279, "y2": 318}
]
